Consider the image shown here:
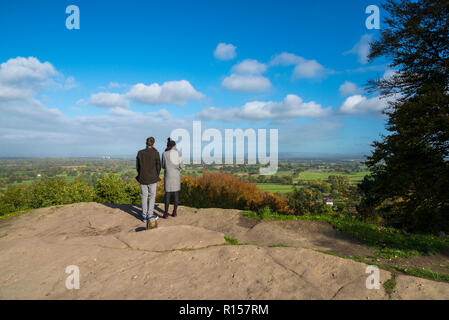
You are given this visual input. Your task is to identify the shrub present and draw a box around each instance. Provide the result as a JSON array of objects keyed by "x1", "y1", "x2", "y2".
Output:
[
  {"x1": 94, "y1": 174, "x2": 132, "y2": 204},
  {"x1": 67, "y1": 179, "x2": 95, "y2": 203},
  {"x1": 0, "y1": 186, "x2": 29, "y2": 216},
  {"x1": 287, "y1": 187, "x2": 324, "y2": 215},
  {"x1": 28, "y1": 178, "x2": 70, "y2": 209},
  {"x1": 125, "y1": 181, "x2": 142, "y2": 205},
  {"x1": 158, "y1": 172, "x2": 290, "y2": 214}
]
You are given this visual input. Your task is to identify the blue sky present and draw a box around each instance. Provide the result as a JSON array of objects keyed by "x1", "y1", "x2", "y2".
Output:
[{"x1": 0, "y1": 0, "x2": 391, "y2": 157}]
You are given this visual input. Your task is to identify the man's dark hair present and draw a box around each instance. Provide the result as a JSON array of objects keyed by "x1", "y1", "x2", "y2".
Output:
[{"x1": 146, "y1": 137, "x2": 155, "y2": 147}]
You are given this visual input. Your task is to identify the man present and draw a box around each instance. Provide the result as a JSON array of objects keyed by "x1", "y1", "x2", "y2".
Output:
[{"x1": 136, "y1": 137, "x2": 161, "y2": 230}]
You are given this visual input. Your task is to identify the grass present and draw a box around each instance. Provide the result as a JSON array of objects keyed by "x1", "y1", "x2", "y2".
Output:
[
  {"x1": 268, "y1": 243, "x2": 290, "y2": 248},
  {"x1": 389, "y1": 265, "x2": 449, "y2": 282},
  {"x1": 224, "y1": 236, "x2": 240, "y2": 245},
  {"x1": 295, "y1": 171, "x2": 369, "y2": 183},
  {"x1": 255, "y1": 184, "x2": 295, "y2": 194},
  {"x1": 243, "y1": 208, "x2": 449, "y2": 283},
  {"x1": 243, "y1": 210, "x2": 449, "y2": 257},
  {"x1": 383, "y1": 274, "x2": 397, "y2": 298},
  {"x1": 0, "y1": 209, "x2": 30, "y2": 220}
]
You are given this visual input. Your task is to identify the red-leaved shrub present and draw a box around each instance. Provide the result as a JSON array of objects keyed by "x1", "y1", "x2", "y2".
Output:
[{"x1": 156, "y1": 172, "x2": 290, "y2": 214}]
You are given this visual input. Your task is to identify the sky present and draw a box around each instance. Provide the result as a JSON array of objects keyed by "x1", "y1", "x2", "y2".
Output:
[{"x1": 0, "y1": 0, "x2": 392, "y2": 158}]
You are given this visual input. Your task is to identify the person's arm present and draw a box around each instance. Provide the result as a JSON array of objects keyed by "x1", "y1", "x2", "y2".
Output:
[
  {"x1": 156, "y1": 152, "x2": 162, "y2": 176},
  {"x1": 178, "y1": 151, "x2": 184, "y2": 169},
  {"x1": 136, "y1": 153, "x2": 140, "y2": 175},
  {"x1": 161, "y1": 152, "x2": 165, "y2": 170}
]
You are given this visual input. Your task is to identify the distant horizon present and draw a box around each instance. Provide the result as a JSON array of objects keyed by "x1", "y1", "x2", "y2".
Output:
[{"x1": 0, "y1": 152, "x2": 368, "y2": 161}]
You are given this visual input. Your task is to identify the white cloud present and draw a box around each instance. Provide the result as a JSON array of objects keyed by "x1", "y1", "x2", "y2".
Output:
[
  {"x1": 293, "y1": 59, "x2": 325, "y2": 79},
  {"x1": 382, "y1": 69, "x2": 397, "y2": 81},
  {"x1": 338, "y1": 94, "x2": 393, "y2": 114},
  {"x1": 197, "y1": 94, "x2": 331, "y2": 122},
  {"x1": 339, "y1": 81, "x2": 361, "y2": 96},
  {"x1": 270, "y1": 52, "x2": 326, "y2": 79},
  {"x1": 232, "y1": 59, "x2": 267, "y2": 74},
  {"x1": 126, "y1": 80, "x2": 204, "y2": 105},
  {"x1": 344, "y1": 34, "x2": 373, "y2": 64},
  {"x1": 89, "y1": 92, "x2": 130, "y2": 108},
  {"x1": 0, "y1": 57, "x2": 191, "y2": 156},
  {"x1": 222, "y1": 74, "x2": 271, "y2": 93},
  {"x1": 0, "y1": 57, "x2": 57, "y2": 100},
  {"x1": 270, "y1": 52, "x2": 303, "y2": 66},
  {"x1": 0, "y1": 97, "x2": 187, "y2": 156},
  {"x1": 214, "y1": 43, "x2": 237, "y2": 60}
]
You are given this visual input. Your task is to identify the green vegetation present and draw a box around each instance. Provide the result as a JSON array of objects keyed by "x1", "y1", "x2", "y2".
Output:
[
  {"x1": 359, "y1": 0, "x2": 449, "y2": 234},
  {"x1": 256, "y1": 184, "x2": 295, "y2": 194},
  {"x1": 224, "y1": 236, "x2": 239, "y2": 245},
  {"x1": 390, "y1": 266, "x2": 449, "y2": 283},
  {"x1": 268, "y1": 243, "x2": 290, "y2": 248},
  {"x1": 243, "y1": 209, "x2": 449, "y2": 257},
  {"x1": 0, "y1": 175, "x2": 140, "y2": 218},
  {"x1": 383, "y1": 274, "x2": 397, "y2": 298}
]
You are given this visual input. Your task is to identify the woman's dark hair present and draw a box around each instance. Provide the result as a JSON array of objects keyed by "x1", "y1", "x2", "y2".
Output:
[{"x1": 167, "y1": 137, "x2": 176, "y2": 148}]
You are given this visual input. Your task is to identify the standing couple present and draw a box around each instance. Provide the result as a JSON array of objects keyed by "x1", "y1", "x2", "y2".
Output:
[{"x1": 136, "y1": 137, "x2": 184, "y2": 230}]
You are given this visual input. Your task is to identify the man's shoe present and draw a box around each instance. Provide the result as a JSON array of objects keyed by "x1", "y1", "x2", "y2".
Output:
[
  {"x1": 172, "y1": 211, "x2": 177, "y2": 217},
  {"x1": 163, "y1": 212, "x2": 169, "y2": 219}
]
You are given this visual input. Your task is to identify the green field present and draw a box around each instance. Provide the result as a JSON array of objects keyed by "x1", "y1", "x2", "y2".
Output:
[
  {"x1": 295, "y1": 171, "x2": 368, "y2": 183},
  {"x1": 256, "y1": 183, "x2": 296, "y2": 194}
]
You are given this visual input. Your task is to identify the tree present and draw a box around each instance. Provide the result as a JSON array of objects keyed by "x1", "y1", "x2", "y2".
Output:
[{"x1": 359, "y1": 0, "x2": 449, "y2": 232}]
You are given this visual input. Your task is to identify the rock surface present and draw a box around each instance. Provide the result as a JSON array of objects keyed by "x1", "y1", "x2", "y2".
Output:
[{"x1": 0, "y1": 202, "x2": 448, "y2": 300}]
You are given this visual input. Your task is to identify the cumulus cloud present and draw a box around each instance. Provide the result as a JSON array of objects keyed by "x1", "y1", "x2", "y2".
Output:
[
  {"x1": 0, "y1": 57, "x2": 57, "y2": 100},
  {"x1": 270, "y1": 52, "x2": 326, "y2": 79},
  {"x1": 126, "y1": 80, "x2": 204, "y2": 105},
  {"x1": 339, "y1": 81, "x2": 361, "y2": 96},
  {"x1": 0, "y1": 96, "x2": 187, "y2": 156},
  {"x1": 231, "y1": 59, "x2": 267, "y2": 74},
  {"x1": 222, "y1": 74, "x2": 271, "y2": 93},
  {"x1": 338, "y1": 94, "x2": 394, "y2": 114},
  {"x1": 344, "y1": 34, "x2": 373, "y2": 64},
  {"x1": 0, "y1": 57, "x2": 193, "y2": 156},
  {"x1": 197, "y1": 94, "x2": 331, "y2": 122},
  {"x1": 214, "y1": 43, "x2": 237, "y2": 60},
  {"x1": 222, "y1": 59, "x2": 271, "y2": 93},
  {"x1": 89, "y1": 92, "x2": 130, "y2": 108}
]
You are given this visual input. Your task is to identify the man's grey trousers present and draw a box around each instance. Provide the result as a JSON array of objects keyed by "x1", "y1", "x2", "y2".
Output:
[{"x1": 140, "y1": 183, "x2": 157, "y2": 219}]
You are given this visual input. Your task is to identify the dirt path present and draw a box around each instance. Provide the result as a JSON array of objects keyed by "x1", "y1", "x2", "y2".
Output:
[{"x1": 0, "y1": 202, "x2": 448, "y2": 299}]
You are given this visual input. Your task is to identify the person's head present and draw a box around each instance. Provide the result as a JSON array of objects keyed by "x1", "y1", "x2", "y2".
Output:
[
  {"x1": 146, "y1": 137, "x2": 155, "y2": 147},
  {"x1": 167, "y1": 137, "x2": 176, "y2": 148}
]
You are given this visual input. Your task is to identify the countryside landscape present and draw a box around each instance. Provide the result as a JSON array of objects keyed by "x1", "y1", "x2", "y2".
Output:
[{"x1": 0, "y1": 0, "x2": 448, "y2": 302}]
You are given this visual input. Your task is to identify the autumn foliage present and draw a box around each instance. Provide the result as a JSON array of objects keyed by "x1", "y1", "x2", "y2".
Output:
[{"x1": 156, "y1": 172, "x2": 291, "y2": 214}]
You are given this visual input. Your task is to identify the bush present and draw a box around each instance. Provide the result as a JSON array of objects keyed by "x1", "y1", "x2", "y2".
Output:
[
  {"x1": 157, "y1": 172, "x2": 290, "y2": 214},
  {"x1": 67, "y1": 179, "x2": 95, "y2": 203},
  {"x1": 287, "y1": 187, "x2": 324, "y2": 215},
  {"x1": 125, "y1": 181, "x2": 142, "y2": 205},
  {"x1": 94, "y1": 174, "x2": 132, "y2": 204},
  {"x1": 28, "y1": 178, "x2": 70, "y2": 209},
  {"x1": 0, "y1": 186, "x2": 29, "y2": 216}
]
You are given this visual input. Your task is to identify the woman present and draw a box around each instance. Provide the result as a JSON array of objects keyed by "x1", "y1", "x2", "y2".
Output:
[{"x1": 161, "y1": 138, "x2": 184, "y2": 218}]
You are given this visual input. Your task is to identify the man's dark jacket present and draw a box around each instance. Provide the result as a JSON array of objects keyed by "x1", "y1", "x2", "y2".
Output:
[{"x1": 136, "y1": 147, "x2": 161, "y2": 185}]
